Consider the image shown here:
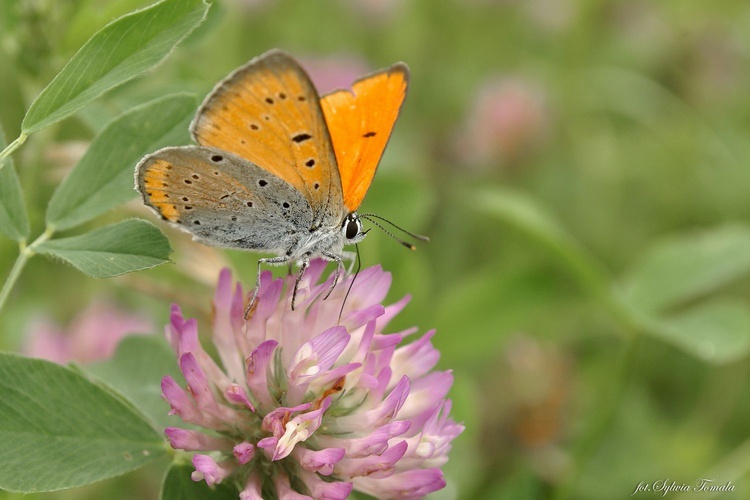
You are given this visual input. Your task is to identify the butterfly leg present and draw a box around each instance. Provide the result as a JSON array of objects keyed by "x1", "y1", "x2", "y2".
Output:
[
  {"x1": 245, "y1": 255, "x2": 293, "y2": 319},
  {"x1": 320, "y1": 251, "x2": 345, "y2": 300},
  {"x1": 291, "y1": 254, "x2": 311, "y2": 310}
]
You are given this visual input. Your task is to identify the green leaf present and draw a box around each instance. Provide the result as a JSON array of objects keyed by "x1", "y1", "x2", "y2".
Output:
[
  {"x1": 621, "y1": 225, "x2": 750, "y2": 314},
  {"x1": 35, "y1": 219, "x2": 172, "y2": 278},
  {"x1": 477, "y1": 187, "x2": 613, "y2": 295},
  {"x1": 0, "y1": 352, "x2": 166, "y2": 493},
  {"x1": 652, "y1": 299, "x2": 750, "y2": 364},
  {"x1": 0, "y1": 127, "x2": 29, "y2": 241},
  {"x1": 21, "y1": 0, "x2": 210, "y2": 134},
  {"x1": 87, "y1": 335, "x2": 183, "y2": 432},
  {"x1": 161, "y1": 464, "x2": 239, "y2": 500},
  {"x1": 46, "y1": 93, "x2": 195, "y2": 231}
]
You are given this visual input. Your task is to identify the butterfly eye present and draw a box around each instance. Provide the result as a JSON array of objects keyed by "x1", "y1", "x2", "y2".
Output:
[{"x1": 343, "y1": 215, "x2": 362, "y2": 240}]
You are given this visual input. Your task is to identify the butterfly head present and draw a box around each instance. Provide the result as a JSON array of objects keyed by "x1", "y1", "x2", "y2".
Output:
[{"x1": 342, "y1": 213, "x2": 367, "y2": 244}]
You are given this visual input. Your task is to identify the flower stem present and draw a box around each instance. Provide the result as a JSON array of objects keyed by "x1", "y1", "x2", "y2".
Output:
[
  {"x1": 0, "y1": 133, "x2": 28, "y2": 168},
  {"x1": 552, "y1": 329, "x2": 643, "y2": 500},
  {"x1": 0, "y1": 228, "x2": 53, "y2": 314}
]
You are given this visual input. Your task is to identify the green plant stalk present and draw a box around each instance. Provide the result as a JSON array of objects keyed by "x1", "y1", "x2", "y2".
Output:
[
  {"x1": 0, "y1": 133, "x2": 28, "y2": 169},
  {"x1": 552, "y1": 329, "x2": 643, "y2": 500},
  {"x1": 0, "y1": 228, "x2": 53, "y2": 314},
  {"x1": 478, "y1": 190, "x2": 667, "y2": 499}
]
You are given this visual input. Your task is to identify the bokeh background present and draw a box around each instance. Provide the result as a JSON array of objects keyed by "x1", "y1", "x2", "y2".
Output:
[{"x1": 3, "y1": 0, "x2": 750, "y2": 498}]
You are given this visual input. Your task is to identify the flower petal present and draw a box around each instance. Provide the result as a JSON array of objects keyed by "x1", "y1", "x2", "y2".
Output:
[
  {"x1": 288, "y1": 326, "x2": 350, "y2": 403},
  {"x1": 191, "y1": 454, "x2": 233, "y2": 486},
  {"x1": 274, "y1": 473, "x2": 313, "y2": 499},
  {"x1": 245, "y1": 339, "x2": 279, "y2": 410},
  {"x1": 273, "y1": 398, "x2": 331, "y2": 460},
  {"x1": 262, "y1": 402, "x2": 312, "y2": 438},
  {"x1": 335, "y1": 440, "x2": 408, "y2": 478},
  {"x1": 354, "y1": 468, "x2": 446, "y2": 499},
  {"x1": 316, "y1": 419, "x2": 411, "y2": 457},
  {"x1": 212, "y1": 269, "x2": 245, "y2": 381},
  {"x1": 399, "y1": 371, "x2": 454, "y2": 427},
  {"x1": 391, "y1": 330, "x2": 440, "y2": 381},
  {"x1": 331, "y1": 376, "x2": 410, "y2": 432},
  {"x1": 224, "y1": 383, "x2": 256, "y2": 412},
  {"x1": 233, "y1": 442, "x2": 256, "y2": 464},
  {"x1": 161, "y1": 376, "x2": 202, "y2": 425},
  {"x1": 165, "y1": 427, "x2": 232, "y2": 452},
  {"x1": 299, "y1": 469, "x2": 353, "y2": 500},
  {"x1": 180, "y1": 353, "x2": 243, "y2": 427},
  {"x1": 240, "y1": 473, "x2": 264, "y2": 500},
  {"x1": 293, "y1": 446, "x2": 346, "y2": 475}
]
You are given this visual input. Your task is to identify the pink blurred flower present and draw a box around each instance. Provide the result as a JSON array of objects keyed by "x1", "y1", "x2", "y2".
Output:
[
  {"x1": 162, "y1": 261, "x2": 463, "y2": 498},
  {"x1": 299, "y1": 56, "x2": 371, "y2": 95},
  {"x1": 24, "y1": 301, "x2": 153, "y2": 364},
  {"x1": 454, "y1": 78, "x2": 547, "y2": 170},
  {"x1": 342, "y1": 0, "x2": 402, "y2": 20}
]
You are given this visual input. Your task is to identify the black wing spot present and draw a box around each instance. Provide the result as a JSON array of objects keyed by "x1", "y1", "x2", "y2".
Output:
[
  {"x1": 214, "y1": 171, "x2": 220, "y2": 176},
  {"x1": 363, "y1": 131, "x2": 377, "y2": 138},
  {"x1": 250, "y1": 124, "x2": 259, "y2": 130},
  {"x1": 182, "y1": 197, "x2": 189, "y2": 202},
  {"x1": 164, "y1": 193, "x2": 170, "y2": 198},
  {"x1": 298, "y1": 95, "x2": 306, "y2": 101},
  {"x1": 293, "y1": 133, "x2": 312, "y2": 143},
  {"x1": 258, "y1": 180, "x2": 268, "y2": 187},
  {"x1": 241, "y1": 139, "x2": 247, "y2": 144},
  {"x1": 165, "y1": 165, "x2": 172, "y2": 170},
  {"x1": 279, "y1": 92, "x2": 286, "y2": 99},
  {"x1": 211, "y1": 155, "x2": 223, "y2": 162},
  {"x1": 220, "y1": 194, "x2": 230, "y2": 200},
  {"x1": 305, "y1": 159, "x2": 315, "y2": 167},
  {"x1": 184, "y1": 179, "x2": 192, "y2": 184},
  {"x1": 192, "y1": 174, "x2": 200, "y2": 179},
  {"x1": 246, "y1": 201, "x2": 253, "y2": 207},
  {"x1": 264, "y1": 115, "x2": 271, "y2": 121},
  {"x1": 265, "y1": 97, "x2": 274, "y2": 104},
  {"x1": 185, "y1": 206, "x2": 193, "y2": 210},
  {"x1": 231, "y1": 216, "x2": 237, "y2": 222},
  {"x1": 314, "y1": 182, "x2": 320, "y2": 190},
  {"x1": 193, "y1": 220, "x2": 201, "y2": 225},
  {"x1": 282, "y1": 202, "x2": 290, "y2": 209}
]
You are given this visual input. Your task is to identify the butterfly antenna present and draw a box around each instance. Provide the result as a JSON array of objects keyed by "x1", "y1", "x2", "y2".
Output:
[
  {"x1": 359, "y1": 213, "x2": 430, "y2": 242},
  {"x1": 338, "y1": 243, "x2": 362, "y2": 324},
  {"x1": 360, "y1": 215, "x2": 421, "y2": 250}
]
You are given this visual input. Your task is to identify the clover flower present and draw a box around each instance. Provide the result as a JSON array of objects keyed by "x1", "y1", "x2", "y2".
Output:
[
  {"x1": 162, "y1": 260, "x2": 463, "y2": 499},
  {"x1": 24, "y1": 301, "x2": 152, "y2": 364},
  {"x1": 454, "y1": 77, "x2": 547, "y2": 170}
]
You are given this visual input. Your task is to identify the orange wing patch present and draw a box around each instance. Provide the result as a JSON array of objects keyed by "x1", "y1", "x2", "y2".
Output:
[
  {"x1": 140, "y1": 159, "x2": 180, "y2": 222},
  {"x1": 191, "y1": 50, "x2": 341, "y2": 217},
  {"x1": 321, "y1": 63, "x2": 409, "y2": 212}
]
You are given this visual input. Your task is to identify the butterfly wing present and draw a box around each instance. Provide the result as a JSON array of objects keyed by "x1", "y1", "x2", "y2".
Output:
[
  {"x1": 190, "y1": 49, "x2": 343, "y2": 227},
  {"x1": 136, "y1": 146, "x2": 313, "y2": 251},
  {"x1": 320, "y1": 63, "x2": 409, "y2": 213}
]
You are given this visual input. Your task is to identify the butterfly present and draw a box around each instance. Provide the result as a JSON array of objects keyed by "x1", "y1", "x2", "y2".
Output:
[{"x1": 135, "y1": 49, "x2": 417, "y2": 312}]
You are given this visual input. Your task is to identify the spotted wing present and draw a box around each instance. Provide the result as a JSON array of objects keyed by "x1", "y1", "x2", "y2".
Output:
[
  {"x1": 320, "y1": 63, "x2": 409, "y2": 212},
  {"x1": 135, "y1": 146, "x2": 312, "y2": 251},
  {"x1": 190, "y1": 49, "x2": 343, "y2": 226}
]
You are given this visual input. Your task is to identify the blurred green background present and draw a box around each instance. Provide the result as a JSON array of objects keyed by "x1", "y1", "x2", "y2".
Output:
[{"x1": 3, "y1": 0, "x2": 750, "y2": 498}]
